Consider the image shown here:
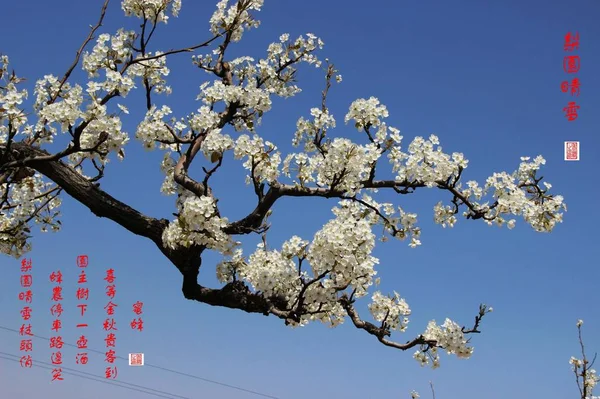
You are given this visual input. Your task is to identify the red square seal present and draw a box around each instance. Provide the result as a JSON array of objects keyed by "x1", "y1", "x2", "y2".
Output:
[
  {"x1": 129, "y1": 353, "x2": 144, "y2": 366},
  {"x1": 564, "y1": 141, "x2": 579, "y2": 161},
  {"x1": 76, "y1": 255, "x2": 88, "y2": 268}
]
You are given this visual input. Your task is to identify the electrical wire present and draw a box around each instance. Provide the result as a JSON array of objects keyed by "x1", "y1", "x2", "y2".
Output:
[
  {"x1": 0, "y1": 325, "x2": 280, "y2": 399},
  {"x1": 0, "y1": 352, "x2": 188, "y2": 399}
]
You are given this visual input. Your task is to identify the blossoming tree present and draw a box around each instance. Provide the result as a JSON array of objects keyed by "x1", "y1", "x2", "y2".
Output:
[
  {"x1": 410, "y1": 320, "x2": 599, "y2": 398},
  {"x1": 0, "y1": 0, "x2": 567, "y2": 367}
]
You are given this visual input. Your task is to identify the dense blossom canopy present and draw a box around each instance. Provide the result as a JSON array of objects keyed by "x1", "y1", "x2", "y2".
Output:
[{"x1": 0, "y1": 0, "x2": 567, "y2": 367}]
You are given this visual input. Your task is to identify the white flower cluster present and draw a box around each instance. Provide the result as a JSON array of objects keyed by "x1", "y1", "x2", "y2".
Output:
[
  {"x1": 283, "y1": 138, "x2": 380, "y2": 195},
  {"x1": 34, "y1": 76, "x2": 84, "y2": 133},
  {"x1": 201, "y1": 128, "x2": 234, "y2": 160},
  {"x1": 83, "y1": 30, "x2": 134, "y2": 77},
  {"x1": 345, "y1": 97, "x2": 389, "y2": 131},
  {"x1": 481, "y1": 156, "x2": 565, "y2": 232},
  {"x1": 315, "y1": 139, "x2": 380, "y2": 194},
  {"x1": 369, "y1": 122, "x2": 394, "y2": 145},
  {"x1": 433, "y1": 201, "x2": 457, "y2": 228},
  {"x1": 32, "y1": 73, "x2": 129, "y2": 161},
  {"x1": 198, "y1": 80, "x2": 271, "y2": 114},
  {"x1": 570, "y1": 320, "x2": 599, "y2": 399},
  {"x1": 383, "y1": 129, "x2": 565, "y2": 233},
  {"x1": 281, "y1": 152, "x2": 313, "y2": 186},
  {"x1": 292, "y1": 108, "x2": 336, "y2": 152},
  {"x1": 234, "y1": 134, "x2": 281, "y2": 184},
  {"x1": 210, "y1": 0, "x2": 263, "y2": 42},
  {"x1": 129, "y1": 52, "x2": 171, "y2": 95},
  {"x1": 133, "y1": 51, "x2": 172, "y2": 94},
  {"x1": 307, "y1": 200, "x2": 379, "y2": 299},
  {"x1": 162, "y1": 193, "x2": 234, "y2": 253},
  {"x1": 368, "y1": 291, "x2": 411, "y2": 332},
  {"x1": 0, "y1": 2, "x2": 573, "y2": 372},
  {"x1": 220, "y1": 243, "x2": 348, "y2": 327},
  {"x1": 84, "y1": 30, "x2": 170, "y2": 98},
  {"x1": 570, "y1": 356, "x2": 599, "y2": 399},
  {"x1": 389, "y1": 134, "x2": 467, "y2": 186},
  {"x1": 159, "y1": 152, "x2": 177, "y2": 195},
  {"x1": 81, "y1": 115, "x2": 129, "y2": 163},
  {"x1": 121, "y1": 0, "x2": 181, "y2": 23},
  {"x1": 193, "y1": 31, "x2": 323, "y2": 103},
  {"x1": 0, "y1": 56, "x2": 28, "y2": 134},
  {"x1": 258, "y1": 33, "x2": 323, "y2": 97},
  {"x1": 135, "y1": 105, "x2": 174, "y2": 150},
  {"x1": 237, "y1": 242, "x2": 300, "y2": 298},
  {"x1": 215, "y1": 200, "x2": 385, "y2": 328},
  {"x1": 413, "y1": 318, "x2": 473, "y2": 368},
  {"x1": 188, "y1": 105, "x2": 220, "y2": 132},
  {"x1": 390, "y1": 204, "x2": 421, "y2": 247},
  {"x1": 0, "y1": 174, "x2": 62, "y2": 258}
]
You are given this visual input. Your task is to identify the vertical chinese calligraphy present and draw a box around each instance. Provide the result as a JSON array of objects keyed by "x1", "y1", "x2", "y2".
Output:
[
  {"x1": 104, "y1": 268, "x2": 118, "y2": 379},
  {"x1": 131, "y1": 301, "x2": 144, "y2": 332},
  {"x1": 18, "y1": 258, "x2": 33, "y2": 370},
  {"x1": 562, "y1": 32, "x2": 581, "y2": 161},
  {"x1": 76, "y1": 255, "x2": 89, "y2": 368},
  {"x1": 562, "y1": 32, "x2": 580, "y2": 122},
  {"x1": 49, "y1": 267, "x2": 64, "y2": 381},
  {"x1": 129, "y1": 300, "x2": 145, "y2": 367},
  {"x1": 15, "y1": 255, "x2": 131, "y2": 380}
]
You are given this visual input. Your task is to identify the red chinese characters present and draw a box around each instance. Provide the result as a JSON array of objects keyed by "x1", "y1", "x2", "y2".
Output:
[
  {"x1": 75, "y1": 255, "x2": 89, "y2": 369},
  {"x1": 49, "y1": 336, "x2": 64, "y2": 349},
  {"x1": 77, "y1": 335, "x2": 88, "y2": 349},
  {"x1": 563, "y1": 55, "x2": 580, "y2": 74},
  {"x1": 18, "y1": 290, "x2": 32, "y2": 303},
  {"x1": 76, "y1": 255, "x2": 88, "y2": 268},
  {"x1": 20, "y1": 339, "x2": 33, "y2": 352},
  {"x1": 49, "y1": 266, "x2": 63, "y2": 380},
  {"x1": 105, "y1": 366, "x2": 118, "y2": 379},
  {"x1": 131, "y1": 301, "x2": 144, "y2": 332},
  {"x1": 103, "y1": 268, "x2": 118, "y2": 379},
  {"x1": 51, "y1": 368, "x2": 64, "y2": 381},
  {"x1": 75, "y1": 352, "x2": 89, "y2": 365},
  {"x1": 130, "y1": 318, "x2": 144, "y2": 331},
  {"x1": 562, "y1": 32, "x2": 581, "y2": 121},
  {"x1": 129, "y1": 301, "x2": 145, "y2": 367},
  {"x1": 19, "y1": 258, "x2": 33, "y2": 369},
  {"x1": 19, "y1": 324, "x2": 33, "y2": 337},
  {"x1": 563, "y1": 32, "x2": 579, "y2": 51},
  {"x1": 560, "y1": 78, "x2": 580, "y2": 96}
]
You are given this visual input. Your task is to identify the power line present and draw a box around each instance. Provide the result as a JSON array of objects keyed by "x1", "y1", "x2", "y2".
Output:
[
  {"x1": 0, "y1": 325, "x2": 280, "y2": 399},
  {"x1": 0, "y1": 353, "x2": 187, "y2": 399},
  {"x1": 1, "y1": 350, "x2": 190, "y2": 399}
]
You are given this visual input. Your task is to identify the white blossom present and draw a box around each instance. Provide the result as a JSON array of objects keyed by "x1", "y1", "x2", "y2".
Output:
[
  {"x1": 345, "y1": 97, "x2": 389, "y2": 130},
  {"x1": 234, "y1": 134, "x2": 281, "y2": 184},
  {"x1": 201, "y1": 128, "x2": 234, "y2": 160},
  {"x1": 368, "y1": 291, "x2": 411, "y2": 332},
  {"x1": 210, "y1": 0, "x2": 263, "y2": 42},
  {"x1": 419, "y1": 318, "x2": 474, "y2": 367},
  {"x1": 162, "y1": 193, "x2": 234, "y2": 253},
  {"x1": 121, "y1": 0, "x2": 181, "y2": 23},
  {"x1": 0, "y1": 2, "x2": 571, "y2": 376}
]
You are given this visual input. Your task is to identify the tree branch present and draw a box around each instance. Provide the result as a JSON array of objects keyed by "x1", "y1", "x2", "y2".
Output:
[{"x1": 5, "y1": 142, "x2": 167, "y2": 244}]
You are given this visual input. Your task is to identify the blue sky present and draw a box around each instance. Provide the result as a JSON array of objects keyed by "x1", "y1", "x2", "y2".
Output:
[{"x1": 1, "y1": 1, "x2": 599, "y2": 398}]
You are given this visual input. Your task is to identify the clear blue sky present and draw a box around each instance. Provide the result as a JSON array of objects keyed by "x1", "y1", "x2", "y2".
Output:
[{"x1": 1, "y1": 1, "x2": 599, "y2": 398}]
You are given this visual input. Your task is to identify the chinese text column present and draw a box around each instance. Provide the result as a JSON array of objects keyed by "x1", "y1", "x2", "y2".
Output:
[
  {"x1": 129, "y1": 300, "x2": 144, "y2": 366},
  {"x1": 49, "y1": 265, "x2": 64, "y2": 380},
  {"x1": 76, "y1": 254, "x2": 90, "y2": 367},
  {"x1": 562, "y1": 32, "x2": 581, "y2": 161},
  {"x1": 18, "y1": 258, "x2": 33, "y2": 369},
  {"x1": 104, "y1": 268, "x2": 118, "y2": 379}
]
